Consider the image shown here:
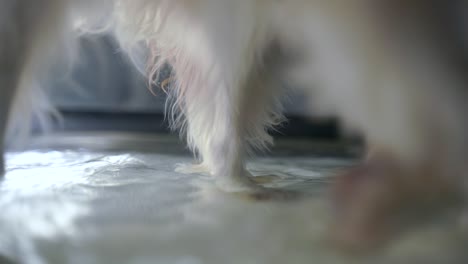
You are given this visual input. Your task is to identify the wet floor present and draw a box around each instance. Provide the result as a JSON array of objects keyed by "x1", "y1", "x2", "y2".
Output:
[{"x1": 0, "y1": 133, "x2": 467, "y2": 264}]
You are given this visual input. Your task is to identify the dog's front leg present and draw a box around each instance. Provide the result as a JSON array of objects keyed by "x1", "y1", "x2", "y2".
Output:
[
  {"x1": 180, "y1": 44, "x2": 261, "y2": 193},
  {"x1": 0, "y1": 62, "x2": 16, "y2": 175},
  {"x1": 0, "y1": 0, "x2": 34, "y2": 175},
  {"x1": 169, "y1": 2, "x2": 274, "y2": 192},
  {"x1": 0, "y1": 0, "x2": 67, "y2": 175}
]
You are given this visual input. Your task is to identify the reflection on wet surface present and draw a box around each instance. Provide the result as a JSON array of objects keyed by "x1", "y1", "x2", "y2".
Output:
[{"x1": 0, "y1": 134, "x2": 467, "y2": 264}]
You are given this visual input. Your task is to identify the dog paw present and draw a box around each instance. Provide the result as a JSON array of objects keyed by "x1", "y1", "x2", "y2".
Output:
[
  {"x1": 215, "y1": 174, "x2": 261, "y2": 192},
  {"x1": 175, "y1": 163, "x2": 210, "y2": 175},
  {"x1": 215, "y1": 172, "x2": 300, "y2": 201}
]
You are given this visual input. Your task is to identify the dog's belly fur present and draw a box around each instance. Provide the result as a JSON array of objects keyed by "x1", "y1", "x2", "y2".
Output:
[{"x1": 1, "y1": 0, "x2": 467, "y2": 249}]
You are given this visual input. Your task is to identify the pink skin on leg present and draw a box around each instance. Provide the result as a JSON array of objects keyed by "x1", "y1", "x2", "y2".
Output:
[{"x1": 329, "y1": 152, "x2": 462, "y2": 252}]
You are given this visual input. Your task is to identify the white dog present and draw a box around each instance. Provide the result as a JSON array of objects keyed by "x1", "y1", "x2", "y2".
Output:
[{"x1": 1, "y1": 0, "x2": 467, "y2": 249}]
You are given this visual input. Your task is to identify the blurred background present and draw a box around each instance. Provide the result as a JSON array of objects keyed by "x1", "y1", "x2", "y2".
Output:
[{"x1": 45, "y1": 34, "x2": 340, "y2": 141}]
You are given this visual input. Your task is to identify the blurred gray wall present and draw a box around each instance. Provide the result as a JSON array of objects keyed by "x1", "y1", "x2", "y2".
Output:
[{"x1": 49, "y1": 35, "x2": 309, "y2": 116}]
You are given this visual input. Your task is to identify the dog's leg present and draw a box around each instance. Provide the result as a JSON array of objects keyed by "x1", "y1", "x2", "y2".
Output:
[
  {"x1": 201, "y1": 71, "x2": 285, "y2": 193},
  {"x1": 0, "y1": 0, "x2": 67, "y2": 175},
  {"x1": 182, "y1": 57, "x2": 261, "y2": 192},
  {"x1": 316, "y1": 1, "x2": 468, "y2": 250},
  {"x1": 176, "y1": 52, "x2": 285, "y2": 182},
  {"x1": 0, "y1": 0, "x2": 31, "y2": 175},
  {"x1": 0, "y1": 65, "x2": 16, "y2": 175},
  {"x1": 172, "y1": 2, "x2": 284, "y2": 192},
  {"x1": 0, "y1": 18, "x2": 17, "y2": 174}
]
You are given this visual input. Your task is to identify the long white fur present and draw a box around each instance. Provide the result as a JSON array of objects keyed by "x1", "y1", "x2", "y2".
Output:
[{"x1": 2, "y1": 0, "x2": 468, "y2": 191}]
